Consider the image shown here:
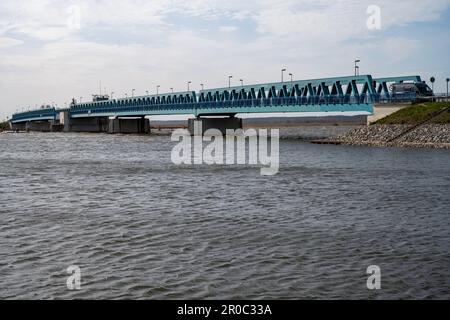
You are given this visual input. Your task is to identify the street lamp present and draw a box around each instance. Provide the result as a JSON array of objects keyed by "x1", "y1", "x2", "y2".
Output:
[
  {"x1": 240, "y1": 79, "x2": 244, "y2": 87},
  {"x1": 430, "y1": 77, "x2": 436, "y2": 102},
  {"x1": 132, "y1": 89, "x2": 135, "y2": 98},
  {"x1": 446, "y1": 78, "x2": 449, "y2": 102},
  {"x1": 187, "y1": 81, "x2": 192, "y2": 91},
  {"x1": 281, "y1": 68, "x2": 287, "y2": 82},
  {"x1": 228, "y1": 75, "x2": 233, "y2": 88},
  {"x1": 200, "y1": 84, "x2": 204, "y2": 91},
  {"x1": 125, "y1": 93, "x2": 128, "y2": 98},
  {"x1": 157, "y1": 85, "x2": 160, "y2": 95},
  {"x1": 170, "y1": 87, "x2": 174, "y2": 93},
  {"x1": 354, "y1": 60, "x2": 360, "y2": 76},
  {"x1": 289, "y1": 73, "x2": 293, "y2": 83},
  {"x1": 146, "y1": 90, "x2": 149, "y2": 96}
]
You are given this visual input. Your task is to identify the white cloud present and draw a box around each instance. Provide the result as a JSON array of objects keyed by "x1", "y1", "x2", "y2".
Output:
[
  {"x1": 0, "y1": 37, "x2": 23, "y2": 48},
  {"x1": 381, "y1": 37, "x2": 419, "y2": 61},
  {"x1": 218, "y1": 26, "x2": 238, "y2": 33}
]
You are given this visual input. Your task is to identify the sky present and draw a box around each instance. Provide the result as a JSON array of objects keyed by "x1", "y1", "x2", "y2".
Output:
[{"x1": 1, "y1": 0, "x2": 450, "y2": 120}]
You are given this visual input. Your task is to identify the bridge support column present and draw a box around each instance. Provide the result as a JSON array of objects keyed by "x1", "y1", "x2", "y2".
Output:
[
  {"x1": 188, "y1": 117, "x2": 243, "y2": 136},
  {"x1": 10, "y1": 122, "x2": 27, "y2": 131},
  {"x1": 60, "y1": 111, "x2": 71, "y2": 132},
  {"x1": 67, "y1": 117, "x2": 109, "y2": 132},
  {"x1": 60, "y1": 111, "x2": 109, "y2": 132},
  {"x1": 25, "y1": 121, "x2": 52, "y2": 132},
  {"x1": 108, "y1": 117, "x2": 150, "y2": 134}
]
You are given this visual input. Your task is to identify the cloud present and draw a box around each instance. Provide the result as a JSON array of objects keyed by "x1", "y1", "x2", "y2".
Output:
[
  {"x1": 381, "y1": 37, "x2": 420, "y2": 61},
  {"x1": 0, "y1": 37, "x2": 23, "y2": 48},
  {"x1": 218, "y1": 26, "x2": 238, "y2": 33}
]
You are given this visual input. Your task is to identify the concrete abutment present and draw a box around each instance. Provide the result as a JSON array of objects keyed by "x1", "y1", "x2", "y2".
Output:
[
  {"x1": 108, "y1": 118, "x2": 150, "y2": 134},
  {"x1": 188, "y1": 117, "x2": 243, "y2": 136}
]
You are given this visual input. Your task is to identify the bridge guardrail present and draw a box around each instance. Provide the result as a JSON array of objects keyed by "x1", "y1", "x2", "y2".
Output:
[
  {"x1": 11, "y1": 108, "x2": 57, "y2": 122},
  {"x1": 68, "y1": 93, "x2": 417, "y2": 115},
  {"x1": 11, "y1": 93, "x2": 418, "y2": 121}
]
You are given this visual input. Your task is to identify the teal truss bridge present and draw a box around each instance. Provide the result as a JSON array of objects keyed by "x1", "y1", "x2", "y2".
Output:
[{"x1": 9, "y1": 75, "x2": 425, "y2": 134}]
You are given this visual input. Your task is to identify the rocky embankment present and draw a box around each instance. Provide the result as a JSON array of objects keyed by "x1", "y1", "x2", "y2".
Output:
[{"x1": 329, "y1": 124, "x2": 450, "y2": 149}]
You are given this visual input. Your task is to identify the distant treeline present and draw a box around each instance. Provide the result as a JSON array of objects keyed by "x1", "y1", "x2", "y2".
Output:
[{"x1": 0, "y1": 121, "x2": 10, "y2": 131}]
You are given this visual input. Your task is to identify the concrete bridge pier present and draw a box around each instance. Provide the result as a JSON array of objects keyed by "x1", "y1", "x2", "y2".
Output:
[
  {"x1": 10, "y1": 122, "x2": 27, "y2": 131},
  {"x1": 108, "y1": 117, "x2": 150, "y2": 134},
  {"x1": 188, "y1": 116, "x2": 243, "y2": 136},
  {"x1": 25, "y1": 121, "x2": 52, "y2": 132},
  {"x1": 60, "y1": 111, "x2": 109, "y2": 132},
  {"x1": 69, "y1": 117, "x2": 109, "y2": 132}
]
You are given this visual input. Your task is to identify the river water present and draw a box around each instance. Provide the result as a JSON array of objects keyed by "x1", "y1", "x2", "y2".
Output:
[{"x1": 0, "y1": 131, "x2": 449, "y2": 299}]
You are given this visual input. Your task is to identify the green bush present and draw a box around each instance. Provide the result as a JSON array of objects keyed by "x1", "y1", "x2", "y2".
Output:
[{"x1": 0, "y1": 121, "x2": 11, "y2": 131}]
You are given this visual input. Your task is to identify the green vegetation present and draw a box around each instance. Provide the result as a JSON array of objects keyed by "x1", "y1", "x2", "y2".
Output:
[
  {"x1": 0, "y1": 121, "x2": 10, "y2": 131},
  {"x1": 375, "y1": 102, "x2": 450, "y2": 125}
]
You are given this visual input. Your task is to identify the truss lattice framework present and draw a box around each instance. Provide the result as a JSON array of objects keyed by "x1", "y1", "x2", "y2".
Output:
[{"x1": 10, "y1": 75, "x2": 422, "y2": 123}]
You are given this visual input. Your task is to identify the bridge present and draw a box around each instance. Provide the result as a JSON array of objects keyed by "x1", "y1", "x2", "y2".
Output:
[{"x1": 9, "y1": 75, "x2": 422, "y2": 134}]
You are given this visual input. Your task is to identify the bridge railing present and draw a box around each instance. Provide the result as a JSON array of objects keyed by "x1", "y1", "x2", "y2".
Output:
[
  {"x1": 10, "y1": 92, "x2": 418, "y2": 121},
  {"x1": 68, "y1": 93, "x2": 417, "y2": 115},
  {"x1": 11, "y1": 108, "x2": 57, "y2": 122},
  {"x1": 373, "y1": 92, "x2": 418, "y2": 104}
]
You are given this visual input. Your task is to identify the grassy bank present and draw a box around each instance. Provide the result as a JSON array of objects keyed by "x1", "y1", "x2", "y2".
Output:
[
  {"x1": 0, "y1": 121, "x2": 10, "y2": 131},
  {"x1": 375, "y1": 102, "x2": 450, "y2": 125}
]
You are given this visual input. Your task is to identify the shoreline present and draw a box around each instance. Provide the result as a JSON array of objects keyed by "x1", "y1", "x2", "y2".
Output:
[
  {"x1": 319, "y1": 124, "x2": 450, "y2": 149},
  {"x1": 4, "y1": 124, "x2": 450, "y2": 149}
]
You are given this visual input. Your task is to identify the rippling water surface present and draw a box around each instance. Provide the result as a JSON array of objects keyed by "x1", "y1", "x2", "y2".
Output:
[{"x1": 0, "y1": 131, "x2": 449, "y2": 299}]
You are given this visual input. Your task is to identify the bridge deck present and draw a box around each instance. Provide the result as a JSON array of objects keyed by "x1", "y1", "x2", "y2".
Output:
[{"x1": 10, "y1": 75, "x2": 421, "y2": 123}]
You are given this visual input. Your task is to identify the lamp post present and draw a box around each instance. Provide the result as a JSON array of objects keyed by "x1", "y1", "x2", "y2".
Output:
[
  {"x1": 146, "y1": 90, "x2": 149, "y2": 96},
  {"x1": 157, "y1": 85, "x2": 160, "y2": 95},
  {"x1": 170, "y1": 87, "x2": 174, "y2": 93},
  {"x1": 281, "y1": 68, "x2": 286, "y2": 82},
  {"x1": 200, "y1": 84, "x2": 204, "y2": 91},
  {"x1": 446, "y1": 78, "x2": 449, "y2": 102},
  {"x1": 187, "y1": 81, "x2": 192, "y2": 91},
  {"x1": 354, "y1": 60, "x2": 360, "y2": 76},
  {"x1": 228, "y1": 75, "x2": 233, "y2": 88},
  {"x1": 240, "y1": 79, "x2": 244, "y2": 87},
  {"x1": 132, "y1": 89, "x2": 135, "y2": 98},
  {"x1": 125, "y1": 93, "x2": 128, "y2": 98},
  {"x1": 430, "y1": 77, "x2": 435, "y2": 101},
  {"x1": 289, "y1": 73, "x2": 293, "y2": 83}
]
